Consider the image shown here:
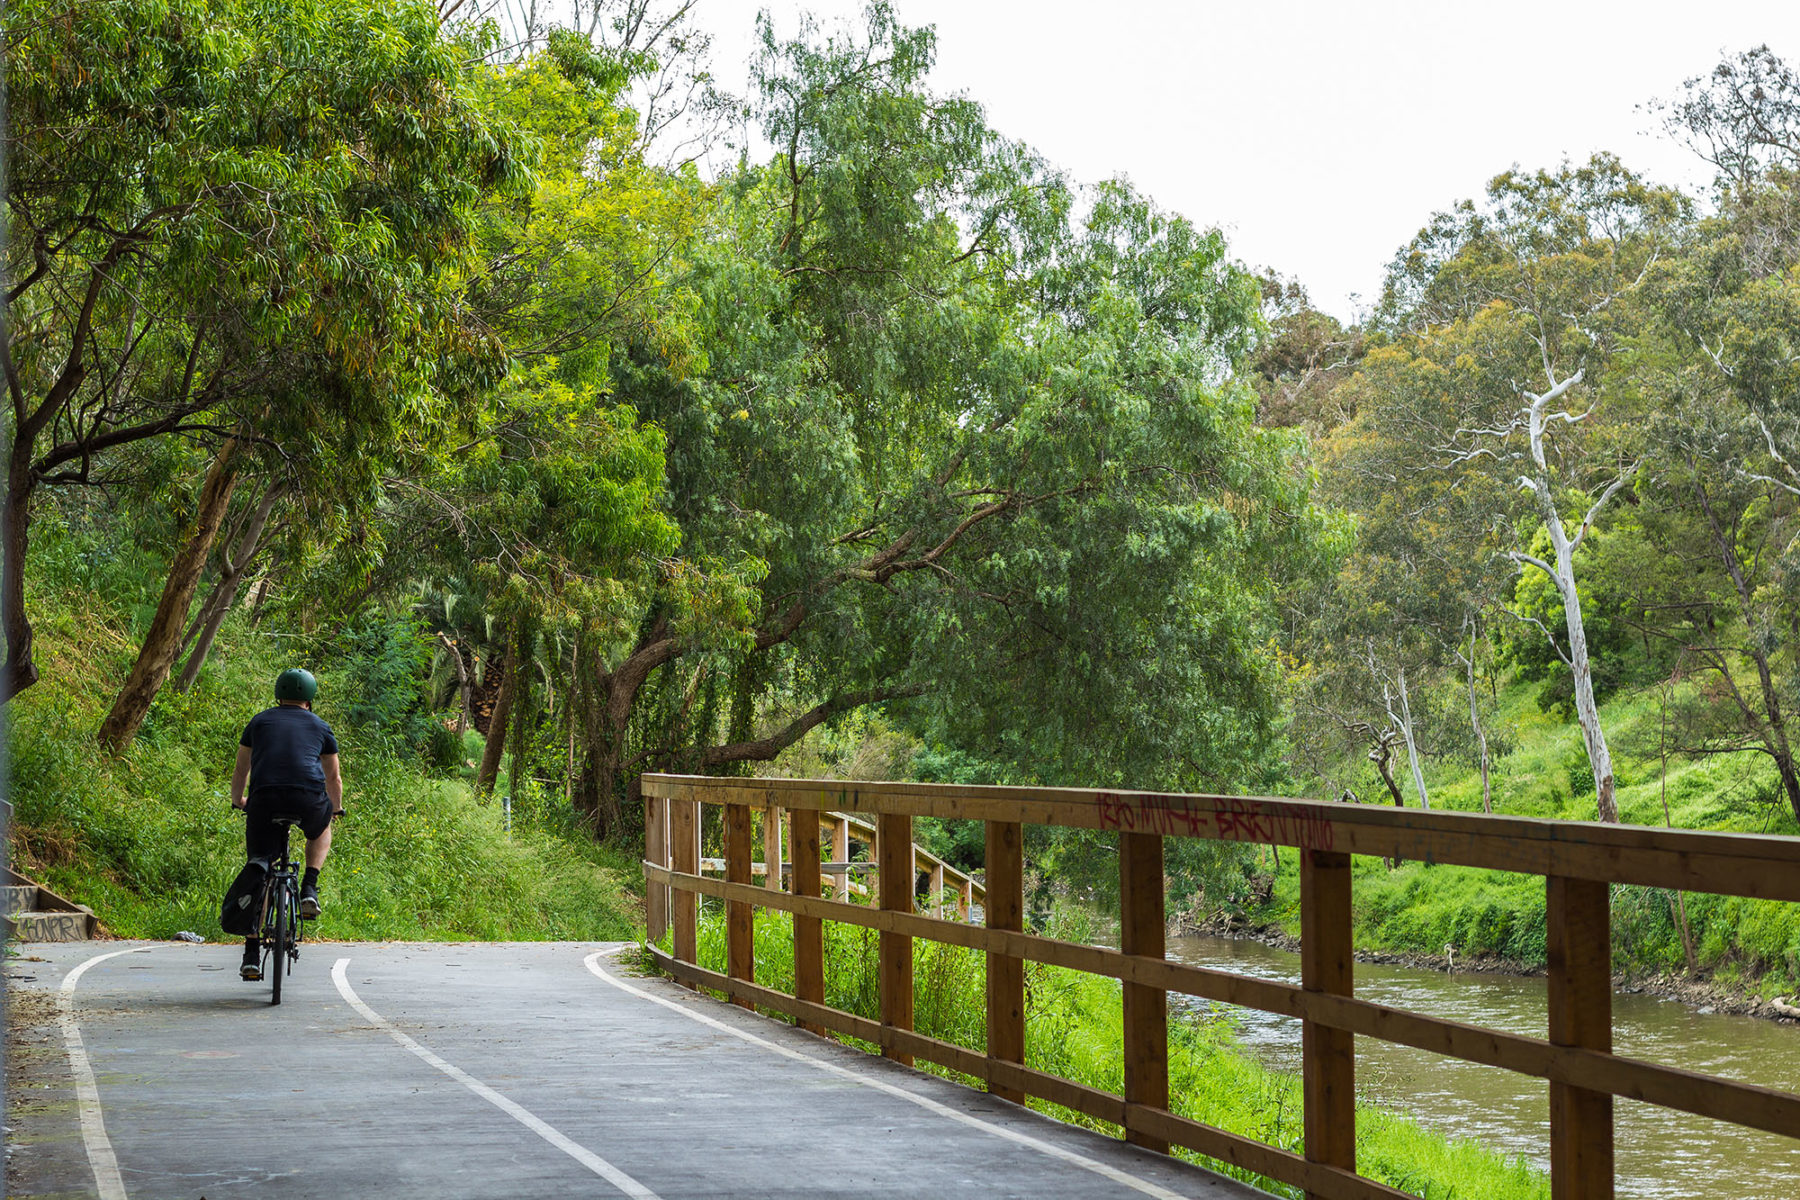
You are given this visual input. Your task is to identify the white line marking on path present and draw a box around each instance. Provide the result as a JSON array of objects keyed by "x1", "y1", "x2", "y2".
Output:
[
  {"x1": 330, "y1": 958, "x2": 661, "y2": 1200},
  {"x1": 59, "y1": 945, "x2": 152, "y2": 1200},
  {"x1": 582, "y1": 951, "x2": 1193, "y2": 1200}
]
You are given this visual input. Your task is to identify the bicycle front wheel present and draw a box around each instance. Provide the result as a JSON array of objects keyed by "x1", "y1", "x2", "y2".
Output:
[{"x1": 270, "y1": 883, "x2": 289, "y2": 1006}]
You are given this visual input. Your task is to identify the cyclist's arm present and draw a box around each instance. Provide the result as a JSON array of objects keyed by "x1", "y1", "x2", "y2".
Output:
[
  {"x1": 321, "y1": 753, "x2": 344, "y2": 815},
  {"x1": 230, "y1": 746, "x2": 251, "y2": 810}
]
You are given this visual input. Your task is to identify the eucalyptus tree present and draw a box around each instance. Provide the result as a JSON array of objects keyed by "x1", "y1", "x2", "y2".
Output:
[
  {"x1": 477, "y1": 0, "x2": 726, "y2": 163},
  {"x1": 1290, "y1": 333, "x2": 1521, "y2": 810},
  {"x1": 312, "y1": 28, "x2": 708, "y2": 808},
  {"x1": 1623, "y1": 151, "x2": 1800, "y2": 823},
  {"x1": 1654, "y1": 45, "x2": 1800, "y2": 195},
  {"x1": 1375, "y1": 156, "x2": 1687, "y2": 821},
  {"x1": 558, "y1": 4, "x2": 1332, "y2": 832},
  {"x1": 1249, "y1": 276, "x2": 1366, "y2": 434},
  {"x1": 4, "y1": 0, "x2": 528, "y2": 739}
]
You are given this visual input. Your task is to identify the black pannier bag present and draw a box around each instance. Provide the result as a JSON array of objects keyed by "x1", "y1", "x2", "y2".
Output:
[{"x1": 219, "y1": 858, "x2": 269, "y2": 936}]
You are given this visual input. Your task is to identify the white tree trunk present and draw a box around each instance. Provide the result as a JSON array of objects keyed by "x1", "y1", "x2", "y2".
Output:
[
  {"x1": 1461, "y1": 623, "x2": 1493, "y2": 814},
  {"x1": 1381, "y1": 672, "x2": 1431, "y2": 811},
  {"x1": 1510, "y1": 371, "x2": 1624, "y2": 823},
  {"x1": 1395, "y1": 669, "x2": 1431, "y2": 811},
  {"x1": 1555, "y1": 557, "x2": 1617, "y2": 822}
]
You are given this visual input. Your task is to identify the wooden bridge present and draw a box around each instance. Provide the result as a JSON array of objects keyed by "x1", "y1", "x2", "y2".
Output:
[
  {"x1": 697, "y1": 808, "x2": 985, "y2": 916},
  {"x1": 642, "y1": 774, "x2": 1800, "y2": 1200}
]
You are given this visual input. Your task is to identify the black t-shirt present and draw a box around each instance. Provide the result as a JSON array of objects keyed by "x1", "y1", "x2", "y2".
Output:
[{"x1": 239, "y1": 705, "x2": 338, "y2": 796}]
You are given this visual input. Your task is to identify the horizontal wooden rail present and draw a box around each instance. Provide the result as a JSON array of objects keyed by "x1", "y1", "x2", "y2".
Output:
[
  {"x1": 649, "y1": 776, "x2": 1800, "y2": 901},
  {"x1": 689, "y1": 808, "x2": 984, "y2": 915},
  {"x1": 642, "y1": 774, "x2": 1800, "y2": 1200},
  {"x1": 702, "y1": 858, "x2": 875, "y2": 873}
]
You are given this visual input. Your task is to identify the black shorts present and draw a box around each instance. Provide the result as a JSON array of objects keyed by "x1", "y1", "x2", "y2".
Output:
[{"x1": 245, "y1": 786, "x2": 332, "y2": 861}]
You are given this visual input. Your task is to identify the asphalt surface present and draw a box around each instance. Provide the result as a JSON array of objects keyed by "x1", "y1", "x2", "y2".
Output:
[{"x1": 5, "y1": 940, "x2": 1267, "y2": 1200}]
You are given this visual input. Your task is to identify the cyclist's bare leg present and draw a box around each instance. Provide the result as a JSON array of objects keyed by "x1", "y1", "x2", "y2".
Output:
[{"x1": 304, "y1": 823, "x2": 332, "y2": 869}]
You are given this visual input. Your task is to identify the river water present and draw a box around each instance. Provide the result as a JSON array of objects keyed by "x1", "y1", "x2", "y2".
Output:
[{"x1": 1166, "y1": 934, "x2": 1800, "y2": 1199}]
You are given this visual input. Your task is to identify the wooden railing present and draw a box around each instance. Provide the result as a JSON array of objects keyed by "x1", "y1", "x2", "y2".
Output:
[
  {"x1": 694, "y1": 810, "x2": 985, "y2": 915},
  {"x1": 639, "y1": 775, "x2": 1800, "y2": 1200}
]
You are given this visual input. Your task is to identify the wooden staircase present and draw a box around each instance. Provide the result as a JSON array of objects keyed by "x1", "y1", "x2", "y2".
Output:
[{"x1": 3, "y1": 866, "x2": 98, "y2": 941}]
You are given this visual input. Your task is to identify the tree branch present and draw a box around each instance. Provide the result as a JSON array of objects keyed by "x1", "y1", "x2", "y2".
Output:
[
  {"x1": 1571, "y1": 461, "x2": 1639, "y2": 554},
  {"x1": 696, "y1": 683, "x2": 928, "y2": 768},
  {"x1": 1497, "y1": 600, "x2": 1573, "y2": 666}
]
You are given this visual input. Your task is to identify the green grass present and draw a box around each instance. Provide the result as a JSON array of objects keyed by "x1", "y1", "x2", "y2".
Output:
[
  {"x1": 6, "y1": 521, "x2": 643, "y2": 944},
  {"x1": 678, "y1": 903, "x2": 1546, "y2": 1200}
]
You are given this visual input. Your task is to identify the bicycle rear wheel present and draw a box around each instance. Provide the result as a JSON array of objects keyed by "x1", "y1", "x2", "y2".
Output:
[{"x1": 270, "y1": 883, "x2": 289, "y2": 1006}]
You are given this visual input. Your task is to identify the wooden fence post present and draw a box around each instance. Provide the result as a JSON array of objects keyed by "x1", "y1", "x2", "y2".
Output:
[
  {"x1": 764, "y1": 805, "x2": 784, "y2": 892},
  {"x1": 1300, "y1": 848, "x2": 1355, "y2": 1196},
  {"x1": 645, "y1": 793, "x2": 668, "y2": 944},
  {"x1": 834, "y1": 818, "x2": 851, "y2": 899},
  {"x1": 790, "y1": 805, "x2": 825, "y2": 1035},
  {"x1": 984, "y1": 819, "x2": 1025, "y2": 1104},
  {"x1": 1549, "y1": 875, "x2": 1614, "y2": 1200},
  {"x1": 869, "y1": 820, "x2": 881, "y2": 900},
  {"x1": 931, "y1": 861, "x2": 945, "y2": 918},
  {"x1": 1120, "y1": 831, "x2": 1169, "y2": 1153},
  {"x1": 671, "y1": 798, "x2": 698, "y2": 988},
  {"x1": 878, "y1": 811, "x2": 915, "y2": 1065},
  {"x1": 725, "y1": 802, "x2": 755, "y2": 1009}
]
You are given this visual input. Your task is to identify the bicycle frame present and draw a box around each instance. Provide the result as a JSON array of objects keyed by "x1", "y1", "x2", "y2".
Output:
[{"x1": 255, "y1": 819, "x2": 304, "y2": 1005}]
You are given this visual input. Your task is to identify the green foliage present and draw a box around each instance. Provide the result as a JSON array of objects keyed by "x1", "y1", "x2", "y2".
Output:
[
  {"x1": 1502, "y1": 527, "x2": 1638, "y2": 716},
  {"x1": 911, "y1": 817, "x2": 986, "y2": 875},
  {"x1": 6, "y1": 0, "x2": 530, "y2": 507},
  {"x1": 11, "y1": 694, "x2": 639, "y2": 941},
  {"x1": 1345, "y1": 865, "x2": 1550, "y2": 964},
  {"x1": 535, "y1": 2, "x2": 1339, "y2": 817},
  {"x1": 329, "y1": 611, "x2": 436, "y2": 747}
]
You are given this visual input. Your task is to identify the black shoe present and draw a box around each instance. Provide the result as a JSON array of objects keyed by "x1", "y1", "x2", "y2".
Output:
[
  {"x1": 299, "y1": 886, "x2": 321, "y2": 920},
  {"x1": 241, "y1": 960, "x2": 263, "y2": 981}
]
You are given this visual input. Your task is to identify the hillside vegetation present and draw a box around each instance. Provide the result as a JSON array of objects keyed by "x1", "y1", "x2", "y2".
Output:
[
  {"x1": 1251, "y1": 659, "x2": 1800, "y2": 996},
  {"x1": 6, "y1": 515, "x2": 642, "y2": 943}
]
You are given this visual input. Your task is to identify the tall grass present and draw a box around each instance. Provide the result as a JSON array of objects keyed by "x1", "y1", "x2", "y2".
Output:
[{"x1": 684, "y1": 903, "x2": 1546, "y2": 1200}]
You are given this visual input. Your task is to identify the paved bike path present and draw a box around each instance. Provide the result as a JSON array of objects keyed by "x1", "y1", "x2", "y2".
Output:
[{"x1": 6, "y1": 941, "x2": 1266, "y2": 1200}]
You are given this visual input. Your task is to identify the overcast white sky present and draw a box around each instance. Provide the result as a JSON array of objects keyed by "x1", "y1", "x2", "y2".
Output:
[{"x1": 696, "y1": 1, "x2": 1798, "y2": 319}]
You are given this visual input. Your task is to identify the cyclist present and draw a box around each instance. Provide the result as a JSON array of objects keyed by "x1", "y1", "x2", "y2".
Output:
[{"x1": 229, "y1": 668, "x2": 344, "y2": 981}]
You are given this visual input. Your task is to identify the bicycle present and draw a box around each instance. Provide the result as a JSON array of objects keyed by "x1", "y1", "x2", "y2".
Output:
[{"x1": 253, "y1": 815, "x2": 305, "y2": 1006}]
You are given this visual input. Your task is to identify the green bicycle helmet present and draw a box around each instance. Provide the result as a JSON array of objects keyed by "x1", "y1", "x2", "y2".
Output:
[{"x1": 274, "y1": 667, "x2": 318, "y2": 702}]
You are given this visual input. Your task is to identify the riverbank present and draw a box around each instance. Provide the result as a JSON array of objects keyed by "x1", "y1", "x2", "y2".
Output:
[
  {"x1": 1164, "y1": 929, "x2": 1800, "y2": 1199},
  {"x1": 1184, "y1": 911, "x2": 1800, "y2": 1025},
  {"x1": 1265, "y1": 660, "x2": 1800, "y2": 1013}
]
